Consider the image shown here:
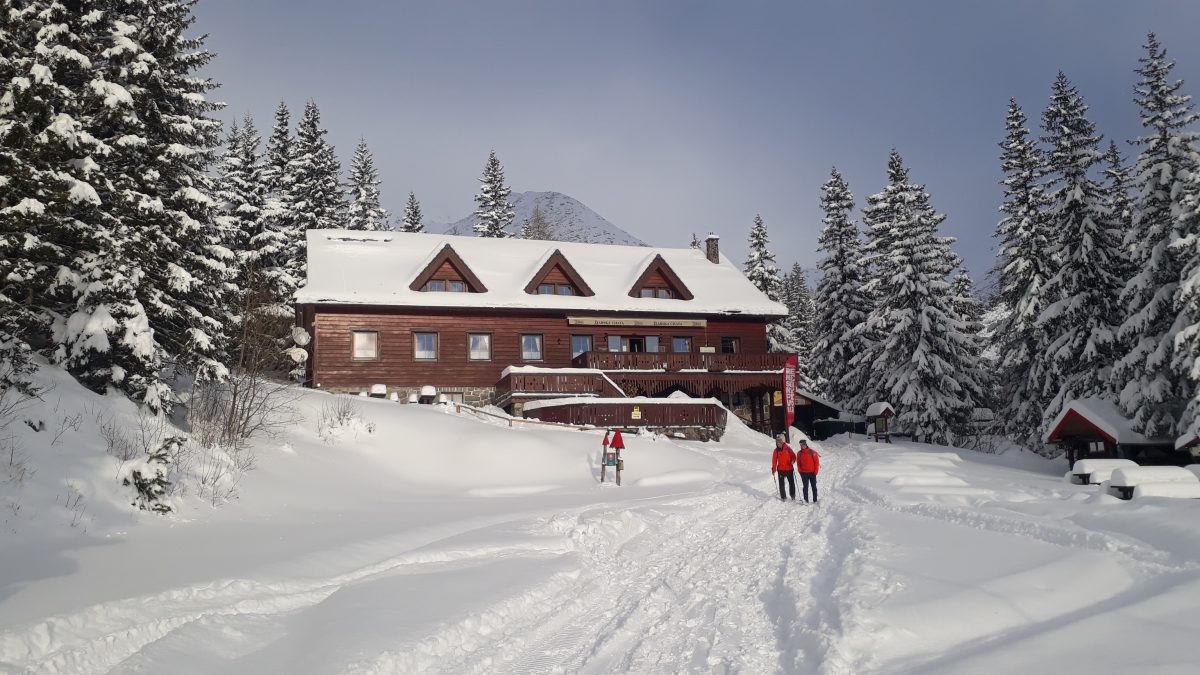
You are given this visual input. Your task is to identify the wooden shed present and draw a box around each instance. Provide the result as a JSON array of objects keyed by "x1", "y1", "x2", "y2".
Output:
[{"x1": 1043, "y1": 398, "x2": 1181, "y2": 468}]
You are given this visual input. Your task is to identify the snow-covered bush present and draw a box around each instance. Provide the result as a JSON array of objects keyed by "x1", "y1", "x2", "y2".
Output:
[
  {"x1": 317, "y1": 396, "x2": 375, "y2": 443},
  {"x1": 120, "y1": 436, "x2": 182, "y2": 514}
]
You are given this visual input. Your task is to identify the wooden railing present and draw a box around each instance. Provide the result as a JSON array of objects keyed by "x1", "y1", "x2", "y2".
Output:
[
  {"x1": 571, "y1": 351, "x2": 788, "y2": 372},
  {"x1": 496, "y1": 371, "x2": 624, "y2": 399},
  {"x1": 525, "y1": 400, "x2": 728, "y2": 429}
]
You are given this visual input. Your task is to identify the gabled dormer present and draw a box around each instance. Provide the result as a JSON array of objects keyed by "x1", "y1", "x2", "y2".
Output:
[
  {"x1": 628, "y1": 254, "x2": 693, "y2": 300},
  {"x1": 409, "y1": 243, "x2": 488, "y2": 293},
  {"x1": 523, "y1": 249, "x2": 595, "y2": 297}
]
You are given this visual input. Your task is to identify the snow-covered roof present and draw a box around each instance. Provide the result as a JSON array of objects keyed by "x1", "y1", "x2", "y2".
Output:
[
  {"x1": 296, "y1": 230, "x2": 787, "y2": 317},
  {"x1": 795, "y1": 389, "x2": 843, "y2": 412},
  {"x1": 1043, "y1": 398, "x2": 1171, "y2": 445},
  {"x1": 865, "y1": 402, "x2": 895, "y2": 418}
]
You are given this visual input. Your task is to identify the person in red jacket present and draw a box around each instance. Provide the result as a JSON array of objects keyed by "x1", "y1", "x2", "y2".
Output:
[
  {"x1": 771, "y1": 434, "x2": 796, "y2": 501},
  {"x1": 797, "y1": 439, "x2": 820, "y2": 503}
]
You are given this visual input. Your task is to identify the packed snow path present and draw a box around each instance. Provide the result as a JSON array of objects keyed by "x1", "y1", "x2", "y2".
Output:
[{"x1": 3, "y1": 407, "x2": 1200, "y2": 674}]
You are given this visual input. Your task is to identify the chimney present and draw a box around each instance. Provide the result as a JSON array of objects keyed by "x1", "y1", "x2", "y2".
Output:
[{"x1": 704, "y1": 233, "x2": 720, "y2": 264}]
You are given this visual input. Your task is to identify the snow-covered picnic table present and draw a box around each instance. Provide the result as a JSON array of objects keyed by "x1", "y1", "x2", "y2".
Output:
[
  {"x1": 1071, "y1": 458, "x2": 1137, "y2": 485},
  {"x1": 1107, "y1": 466, "x2": 1199, "y2": 500}
]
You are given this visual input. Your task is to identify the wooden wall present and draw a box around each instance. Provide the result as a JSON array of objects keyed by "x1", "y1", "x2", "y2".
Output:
[{"x1": 304, "y1": 305, "x2": 771, "y2": 389}]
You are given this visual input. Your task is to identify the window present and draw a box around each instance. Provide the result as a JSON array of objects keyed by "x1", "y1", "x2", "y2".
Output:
[
  {"x1": 449, "y1": 281, "x2": 466, "y2": 293},
  {"x1": 352, "y1": 331, "x2": 379, "y2": 360},
  {"x1": 443, "y1": 391, "x2": 465, "y2": 404},
  {"x1": 424, "y1": 280, "x2": 446, "y2": 292},
  {"x1": 571, "y1": 335, "x2": 593, "y2": 358},
  {"x1": 672, "y1": 337, "x2": 692, "y2": 353},
  {"x1": 720, "y1": 337, "x2": 740, "y2": 354},
  {"x1": 521, "y1": 334, "x2": 543, "y2": 361},
  {"x1": 657, "y1": 288, "x2": 671, "y2": 299},
  {"x1": 646, "y1": 336, "x2": 660, "y2": 353},
  {"x1": 468, "y1": 333, "x2": 491, "y2": 361},
  {"x1": 639, "y1": 288, "x2": 656, "y2": 298},
  {"x1": 537, "y1": 283, "x2": 575, "y2": 295},
  {"x1": 607, "y1": 335, "x2": 622, "y2": 352},
  {"x1": 414, "y1": 332, "x2": 438, "y2": 360},
  {"x1": 422, "y1": 280, "x2": 467, "y2": 292}
]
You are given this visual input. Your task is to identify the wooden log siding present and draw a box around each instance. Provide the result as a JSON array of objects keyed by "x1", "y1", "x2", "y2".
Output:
[
  {"x1": 525, "y1": 401, "x2": 728, "y2": 429},
  {"x1": 305, "y1": 305, "x2": 772, "y2": 390}
]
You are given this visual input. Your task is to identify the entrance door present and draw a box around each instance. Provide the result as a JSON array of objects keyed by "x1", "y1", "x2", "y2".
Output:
[{"x1": 628, "y1": 337, "x2": 646, "y2": 353}]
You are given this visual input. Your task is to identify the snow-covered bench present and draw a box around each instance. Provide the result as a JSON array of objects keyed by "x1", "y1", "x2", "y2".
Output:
[
  {"x1": 1131, "y1": 482, "x2": 1200, "y2": 500},
  {"x1": 1107, "y1": 466, "x2": 1199, "y2": 500},
  {"x1": 1071, "y1": 458, "x2": 1137, "y2": 485}
]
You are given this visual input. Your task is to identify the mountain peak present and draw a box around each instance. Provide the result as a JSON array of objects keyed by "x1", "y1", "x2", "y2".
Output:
[{"x1": 436, "y1": 191, "x2": 647, "y2": 246}]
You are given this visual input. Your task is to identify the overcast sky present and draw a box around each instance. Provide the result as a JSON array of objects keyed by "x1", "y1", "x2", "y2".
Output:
[{"x1": 196, "y1": 0, "x2": 1200, "y2": 290}]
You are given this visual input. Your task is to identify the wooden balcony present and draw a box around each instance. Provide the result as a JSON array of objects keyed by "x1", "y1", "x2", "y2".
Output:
[
  {"x1": 570, "y1": 351, "x2": 788, "y2": 372},
  {"x1": 495, "y1": 370, "x2": 624, "y2": 400},
  {"x1": 524, "y1": 399, "x2": 727, "y2": 429}
]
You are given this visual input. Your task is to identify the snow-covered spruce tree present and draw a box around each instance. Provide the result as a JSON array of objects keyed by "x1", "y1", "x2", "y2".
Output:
[
  {"x1": 89, "y1": 0, "x2": 232, "y2": 406},
  {"x1": 519, "y1": 202, "x2": 555, "y2": 240},
  {"x1": 400, "y1": 191, "x2": 423, "y2": 232},
  {"x1": 992, "y1": 98, "x2": 1057, "y2": 448},
  {"x1": 0, "y1": 1, "x2": 166, "y2": 407},
  {"x1": 951, "y1": 268, "x2": 993, "y2": 415},
  {"x1": 345, "y1": 138, "x2": 388, "y2": 231},
  {"x1": 1115, "y1": 34, "x2": 1199, "y2": 438},
  {"x1": 1036, "y1": 73, "x2": 1125, "y2": 432},
  {"x1": 744, "y1": 215, "x2": 793, "y2": 352},
  {"x1": 473, "y1": 150, "x2": 515, "y2": 237},
  {"x1": 290, "y1": 101, "x2": 346, "y2": 276},
  {"x1": 256, "y1": 101, "x2": 301, "y2": 315},
  {"x1": 812, "y1": 168, "x2": 873, "y2": 406},
  {"x1": 782, "y1": 263, "x2": 818, "y2": 390},
  {"x1": 1102, "y1": 141, "x2": 1136, "y2": 284},
  {"x1": 214, "y1": 116, "x2": 271, "y2": 331},
  {"x1": 850, "y1": 151, "x2": 983, "y2": 444}
]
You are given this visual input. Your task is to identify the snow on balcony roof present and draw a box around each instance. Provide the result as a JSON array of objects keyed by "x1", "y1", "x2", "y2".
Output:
[
  {"x1": 296, "y1": 230, "x2": 787, "y2": 317},
  {"x1": 1043, "y1": 398, "x2": 1171, "y2": 445}
]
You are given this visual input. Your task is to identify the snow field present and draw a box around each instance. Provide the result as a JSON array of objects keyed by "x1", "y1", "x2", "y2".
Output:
[{"x1": 4, "y1": 371, "x2": 1200, "y2": 673}]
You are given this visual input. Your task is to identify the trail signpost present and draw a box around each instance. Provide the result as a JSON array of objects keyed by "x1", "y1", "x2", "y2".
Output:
[{"x1": 600, "y1": 429, "x2": 626, "y2": 485}]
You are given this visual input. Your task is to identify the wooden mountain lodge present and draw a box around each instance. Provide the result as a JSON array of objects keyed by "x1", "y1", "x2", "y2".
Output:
[{"x1": 294, "y1": 230, "x2": 793, "y2": 435}]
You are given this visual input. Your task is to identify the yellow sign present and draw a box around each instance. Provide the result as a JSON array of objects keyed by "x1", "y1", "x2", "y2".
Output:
[
  {"x1": 631, "y1": 406, "x2": 642, "y2": 420},
  {"x1": 773, "y1": 391, "x2": 783, "y2": 406},
  {"x1": 567, "y1": 317, "x2": 707, "y2": 328}
]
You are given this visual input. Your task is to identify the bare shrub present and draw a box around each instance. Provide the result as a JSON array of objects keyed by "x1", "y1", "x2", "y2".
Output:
[
  {"x1": 2, "y1": 431, "x2": 32, "y2": 486},
  {"x1": 317, "y1": 396, "x2": 368, "y2": 442}
]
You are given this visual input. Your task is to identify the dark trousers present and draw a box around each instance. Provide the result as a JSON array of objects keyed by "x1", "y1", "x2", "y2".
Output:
[
  {"x1": 777, "y1": 470, "x2": 796, "y2": 500},
  {"x1": 800, "y1": 472, "x2": 818, "y2": 502}
]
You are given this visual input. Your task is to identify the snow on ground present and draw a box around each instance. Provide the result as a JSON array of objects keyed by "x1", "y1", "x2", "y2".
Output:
[{"x1": 3, "y1": 367, "x2": 1200, "y2": 673}]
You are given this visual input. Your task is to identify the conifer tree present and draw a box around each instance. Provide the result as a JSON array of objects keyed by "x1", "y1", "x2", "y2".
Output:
[
  {"x1": 744, "y1": 215, "x2": 793, "y2": 352},
  {"x1": 1116, "y1": 34, "x2": 1199, "y2": 438},
  {"x1": 345, "y1": 138, "x2": 388, "y2": 230},
  {"x1": 850, "y1": 151, "x2": 982, "y2": 444},
  {"x1": 258, "y1": 101, "x2": 301, "y2": 314},
  {"x1": 1036, "y1": 73, "x2": 1124, "y2": 431},
  {"x1": 992, "y1": 99, "x2": 1056, "y2": 448},
  {"x1": 782, "y1": 263, "x2": 818, "y2": 390},
  {"x1": 214, "y1": 116, "x2": 269, "y2": 323},
  {"x1": 474, "y1": 150, "x2": 515, "y2": 237},
  {"x1": 401, "y1": 191, "x2": 424, "y2": 232},
  {"x1": 290, "y1": 101, "x2": 346, "y2": 278},
  {"x1": 812, "y1": 168, "x2": 872, "y2": 405}
]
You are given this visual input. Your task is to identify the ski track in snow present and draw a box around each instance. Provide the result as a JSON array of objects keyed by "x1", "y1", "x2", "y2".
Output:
[{"x1": 345, "y1": 445, "x2": 879, "y2": 675}]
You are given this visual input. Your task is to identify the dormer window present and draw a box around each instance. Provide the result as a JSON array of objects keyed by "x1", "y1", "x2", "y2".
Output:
[
  {"x1": 409, "y1": 244, "x2": 488, "y2": 293},
  {"x1": 524, "y1": 249, "x2": 594, "y2": 297},
  {"x1": 629, "y1": 254, "x2": 693, "y2": 300}
]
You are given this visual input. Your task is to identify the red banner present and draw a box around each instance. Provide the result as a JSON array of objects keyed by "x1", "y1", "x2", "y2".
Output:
[{"x1": 783, "y1": 355, "x2": 797, "y2": 435}]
